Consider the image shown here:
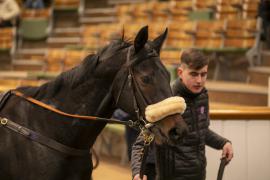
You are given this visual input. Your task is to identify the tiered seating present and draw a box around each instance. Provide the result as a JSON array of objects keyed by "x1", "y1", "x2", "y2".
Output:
[
  {"x1": 64, "y1": 49, "x2": 88, "y2": 70},
  {"x1": 195, "y1": 0, "x2": 216, "y2": 10},
  {"x1": 98, "y1": 24, "x2": 122, "y2": 43},
  {"x1": 0, "y1": 79, "x2": 20, "y2": 92},
  {"x1": 144, "y1": 22, "x2": 169, "y2": 40},
  {"x1": 0, "y1": 71, "x2": 49, "y2": 92},
  {"x1": 82, "y1": 22, "x2": 168, "y2": 46},
  {"x1": 0, "y1": 0, "x2": 267, "y2": 112},
  {"x1": 79, "y1": 7, "x2": 117, "y2": 25},
  {"x1": 82, "y1": 24, "x2": 122, "y2": 49},
  {"x1": 167, "y1": 21, "x2": 196, "y2": 49},
  {"x1": 160, "y1": 49, "x2": 182, "y2": 65},
  {"x1": 81, "y1": 36, "x2": 100, "y2": 50},
  {"x1": 0, "y1": 28, "x2": 15, "y2": 51},
  {"x1": 167, "y1": 18, "x2": 259, "y2": 50},
  {"x1": 224, "y1": 19, "x2": 257, "y2": 48},
  {"x1": 248, "y1": 66, "x2": 270, "y2": 86},
  {"x1": 114, "y1": 0, "x2": 257, "y2": 22},
  {"x1": 195, "y1": 20, "x2": 225, "y2": 49},
  {"x1": 117, "y1": 1, "x2": 192, "y2": 23},
  {"x1": 13, "y1": 8, "x2": 53, "y2": 71},
  {"x1": 131, "y1": 2, "x2": 152, "y2": 23},
  {"x1": 116, "y1": 4, "x2": 132, "y2": 23},
  {"x1": 121, "y1": 23, "x2": 143, "y2": 40},
  {"x1": 206, "y1": 80, "x2": 268, "y2": 106},
  {"x1": 8, "y1": 0, "x2": 261, "y2": 82},
  {"x1": 118, "y1": 1, "x2": 170, "y2": 24},
  {"x1": 151, "y1": 2, "x2": 171, "y2": 22},
  {"x1": 242, "y1": 0, "x2": 260, "y2": 19},
  {"x1": 46, "y1": 48, "x2": 65, "y2": 72},
  {"x1": 215, "y1": 0, "x2": 260, "y2": 20},
  {"x1": 113, "y1": 0, "x2": 259, "y2": 50},
  {"x1": 45, "y1": 48, "x2": 94, "y2": 72},
  {"x1": 108, "y1": 0, "x2": 145, "y2": 6},
  {"x1": 170, "y1": 0, "x2": 192, "y2": 21},
  {"x1": 215, "y1": 0, "x2": 242, "y2": 20},
  {"x1": 21, "y1": 8, "x2": 51, "y2": 19}
]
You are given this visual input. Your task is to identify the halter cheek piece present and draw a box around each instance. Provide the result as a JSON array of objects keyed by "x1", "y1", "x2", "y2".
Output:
[{"x1": 112, "y1": 47, "x2": 155, "y2": 144}]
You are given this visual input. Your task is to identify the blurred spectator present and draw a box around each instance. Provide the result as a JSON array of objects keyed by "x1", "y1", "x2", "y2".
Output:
[
  {"x1": 43, "y1": 0, "x2": 51, "y2": 8},
  {"x1": 112, "y1": 109, "x2": 140, "y2": 160},
  {"x1": 258, "y1": 0, "x2": 270, "y2": 47},
  {"x1": 24, "y1": 0, "x2": 44, "y2": 9},
  {"x1": 0, "y1": 0, "x2": 20, "y2": 27}
]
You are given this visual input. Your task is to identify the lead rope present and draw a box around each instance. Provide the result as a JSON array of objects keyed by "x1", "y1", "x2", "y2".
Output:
[
  {"x1": 139, "y1": 127, "x2": 154, "y2": 179},
  {"x1": 217, "y1": 157, "x2": 227, "y2": 180},
  {"x1": 10, "y1": 90, "x2": 134, "y2": 127}
]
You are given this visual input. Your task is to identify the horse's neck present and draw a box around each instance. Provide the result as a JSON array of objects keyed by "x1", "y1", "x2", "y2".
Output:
[
  {"x1": 51, "y1": 78, "x2": 114, "y2": 147},
  {"x1": 19, "y1": 75, "x2": 114, "y2": 149},
  {"x1": 20, "y1": 53, "x2": 125, "y2": 149}
]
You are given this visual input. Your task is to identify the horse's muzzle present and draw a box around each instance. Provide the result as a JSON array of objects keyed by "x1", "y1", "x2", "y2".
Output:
[
  {"x1": 168, "y1": 126, "x2": 188, "y2": 144},
  {"x1": 167, "y1": 118, "x2": 189, "y2": 145}
]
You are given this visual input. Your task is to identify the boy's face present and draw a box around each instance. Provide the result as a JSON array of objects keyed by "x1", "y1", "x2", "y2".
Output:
[{"x1": 177, "y1": 64, "x2": 208, "y2": 94}]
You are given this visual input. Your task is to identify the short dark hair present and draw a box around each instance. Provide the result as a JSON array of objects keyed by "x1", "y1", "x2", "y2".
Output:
[{"x1": 180, "y1": 49, "x2": 209, "y2": 70}]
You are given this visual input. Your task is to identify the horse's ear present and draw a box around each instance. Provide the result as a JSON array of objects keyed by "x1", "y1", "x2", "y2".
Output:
[
  {"x1": 134, "y1": 26, "x2": 148, "y2": 53},
  {"x1": 152, "y1": 28, "x2": 168, "y2": 54}
]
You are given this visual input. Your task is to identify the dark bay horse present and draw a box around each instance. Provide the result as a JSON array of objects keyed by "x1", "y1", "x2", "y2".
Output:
[{"x1": 0, "y1": 26, "x2": 188, "y2": 180}]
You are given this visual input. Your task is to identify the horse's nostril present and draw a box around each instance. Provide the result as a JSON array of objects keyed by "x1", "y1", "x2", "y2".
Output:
[
  {"x1": 168, "y1": 128, "x2": 179, "y2": 142},
  {"x1": 169, "y1": 127, "x2": 188, "y2": 144}
]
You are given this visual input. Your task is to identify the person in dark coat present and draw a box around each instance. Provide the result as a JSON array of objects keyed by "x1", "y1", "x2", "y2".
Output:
[
  {"x1": 258, "y1": 0, "x2": 270, "y2": 47},
  {"x1": 112, "y1": 109, "x2": 140, "y2": 160},
  {"x1": 131, "y1": 49, "x2": 234, "y2": 180}
]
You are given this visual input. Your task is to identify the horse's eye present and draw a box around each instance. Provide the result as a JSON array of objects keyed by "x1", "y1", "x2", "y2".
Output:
[{"x1": 141, "y1": 76, "x2": 152, "y2": 84}]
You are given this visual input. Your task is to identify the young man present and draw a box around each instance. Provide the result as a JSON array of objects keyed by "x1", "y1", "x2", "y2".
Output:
[{"x1": 131, "y1": 49, "x2": 233, "y2": 180}]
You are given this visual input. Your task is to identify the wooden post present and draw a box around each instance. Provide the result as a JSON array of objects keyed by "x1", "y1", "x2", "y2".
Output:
[{"x1": 268, "y1": 76, "x2": 270, "y2": 107}]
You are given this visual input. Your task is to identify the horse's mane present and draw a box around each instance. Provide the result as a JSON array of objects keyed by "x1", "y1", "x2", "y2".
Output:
[{"x1": 17, "y1": 39, "x2": 132, "y2": 98}]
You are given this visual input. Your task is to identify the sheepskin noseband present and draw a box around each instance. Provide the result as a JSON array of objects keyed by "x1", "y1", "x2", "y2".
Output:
[{"x1": 145, "y1": 96, "x2": 186, "y2": 123}]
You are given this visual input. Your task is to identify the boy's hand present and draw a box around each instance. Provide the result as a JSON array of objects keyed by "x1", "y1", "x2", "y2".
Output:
[
  {"x1": 133, "y1": 174, "x2": 147, "y2": 180},
  {"x1": 222, "y1": 142, "x2": 233, "y2": 163}
]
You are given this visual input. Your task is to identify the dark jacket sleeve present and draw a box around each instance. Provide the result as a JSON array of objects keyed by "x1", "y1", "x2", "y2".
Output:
[
  {"x1": 131, "y1": 133, "x2": 144, "y2": 177},
  {"x1": 205, "y1": 129, "x2": 230, "y2": 150},
  {"x1": 131, "y1": 133, "x2": 156, "y2": 177}
]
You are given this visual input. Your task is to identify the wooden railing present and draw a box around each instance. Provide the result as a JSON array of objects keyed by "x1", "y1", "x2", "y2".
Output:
[{"x1": 210, "y1": 106, "x2": 270, "y2": 120}]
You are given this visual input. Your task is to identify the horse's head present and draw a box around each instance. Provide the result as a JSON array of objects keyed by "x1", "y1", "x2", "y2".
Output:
[
  {"x1": 94, "y1": 26, "x2": 188, "y2": 144},
  {"x1": 106, "y1": 26, "x2": 188, "y2": 145}
]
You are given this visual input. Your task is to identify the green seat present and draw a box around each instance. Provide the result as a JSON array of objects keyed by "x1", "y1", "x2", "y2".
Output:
[
  {"x1": 20, "y1": 18, "x2": 49, "y2": 40},
  {"x1": 188, "y1": 10, "x2": 214, "y2": 21},
  {"x1": 166, "y1": 65, "x2": 178, "y2": 82}
]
